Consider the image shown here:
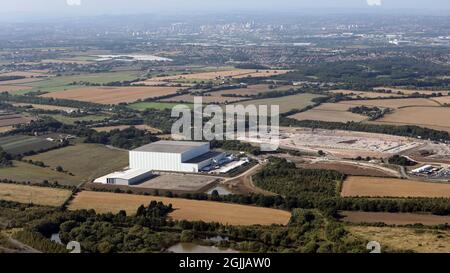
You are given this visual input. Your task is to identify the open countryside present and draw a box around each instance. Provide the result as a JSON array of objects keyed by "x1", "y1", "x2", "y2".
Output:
[{"x1": 68, "y1": 191, "x2": 292, "y2": 226}]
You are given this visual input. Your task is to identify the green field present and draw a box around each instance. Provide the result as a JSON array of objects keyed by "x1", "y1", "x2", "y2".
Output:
[
  {"x1": 0, "y1": 161, "x2": 81, "y2": 186},
  {"x1": 128, "y1": 102, "x2": 193, "y2": 111},
  {"x1": 43, "y1": 114, "x2": 109, "y2": 125},
  {"x1": 0, "y1": 135, "x2": 60, "y2": 156},
  {"x1": 232, "y1": 93, "x2": 324, "y2": 113},
  {"x1": 25, "y1": 143, "x2": 129, "y2": 182},
  {"x1": 13, "y1": 70, "x2": 142, "y2": 94}
]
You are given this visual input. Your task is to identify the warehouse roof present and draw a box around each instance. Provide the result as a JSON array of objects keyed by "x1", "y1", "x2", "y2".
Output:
[
  {"x1": 184, "y1": 151, "x2": 224, "y2": 163},
  {"x1": 132, "y1": 140, "x2": 209, "y2": 154}
]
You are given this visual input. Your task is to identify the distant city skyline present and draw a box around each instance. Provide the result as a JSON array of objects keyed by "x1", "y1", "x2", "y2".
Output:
[{"x1": 2, "y1": 0, "x2": 450, "y2": 22}]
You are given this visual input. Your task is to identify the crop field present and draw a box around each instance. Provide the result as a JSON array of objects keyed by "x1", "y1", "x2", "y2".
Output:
[
  {"x1": 0, "y1": 71, "x2": 50, "y2": 78},
  {"x1": 374, "y1": 107, "x2": 450, "y2": 133},
  {"x1": 341, "y1": 211, "x2": 450, "y2": 226},
  {"x1": 43, "y1": 114, "x2": 109, "y2": 125},
  {"x1": 0, "y1": 183, "x2": 72, "y2": 207},
  {"x1": 337, "y1": 98, "x2": 440, "y2": 109},
  {"x1": 374, "y1": 87, "x2": 450, "y2": 95},
  {"x1": 217, "y1": 84, "x2": 293, "y2": 96},
  {"x1": 328, "y1": 89, "x2": 405, "y2": 98},
  {"x1": 0, "y1": 161, "x2": 80, "y2": 186},
  {"x1": 11, "y1": 103, "x2": 77, "y2": 112},
  {"x1": 431, "y1": 96, "x2": 450, "y2": 105},
  {"x1": 68, "y1": 191, "x2": 291, "y2": 226},
  {"x1": 128, "y1": 101, "x2": 193, "y2": 111},
  {"x1": 289, "y1": 103, "x2": 367, "y2": 123},
  {"x1": 41, "y1": 86, "x2": 181, "y2": 104},
  {"x1": 22, "y1": 71, "x2": 142, "y2": 93},
  {"x1": 147, "y1": 69, "x2": 289, "y2": 82},
  {"x1": 24, "y1": 144, "x2": 129, "y2": 182},
  {"x1": 0, "y1": 135, "x2": 60, "y2": 156},
  {"x1": 349, "y1": 226, "x2": 450, "y2": 253},
  {"x1": 232, "y1": 93, "x2": 323, "y2": 113},
  {"x1": 341, "y1": 176, "x2": 450, "y2": 198},
  {"x1": 0, "y1": 85, "x2": 33, "y2": 93},
  {"x1": 161, "y1": 93, "x2": 244, "y2": 104},
  {"x1": 0, "y1": 114, "x2": 33, "y2": 127}
]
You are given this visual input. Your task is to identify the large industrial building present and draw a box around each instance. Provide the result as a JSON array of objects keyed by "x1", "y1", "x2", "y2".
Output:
[
  {"x1": 95, "y1": 141, "x2": 226, "y2": 185},
  {"x1": 130, "y1": 141, "x2": 225, "y2": 173}
]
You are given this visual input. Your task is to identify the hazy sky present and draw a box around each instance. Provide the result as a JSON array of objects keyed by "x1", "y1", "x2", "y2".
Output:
[{"x1": 2, "y1": 0, "x2": 450, "y2": 21}]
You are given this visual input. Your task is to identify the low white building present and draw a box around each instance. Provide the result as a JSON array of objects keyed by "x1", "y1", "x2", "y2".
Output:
[
  {"x1": 129, "y1": 141, "x2": 225, "y2": 173},
  {"x1": 94, "y1": 169, "x2": 153, "y2": 185}
]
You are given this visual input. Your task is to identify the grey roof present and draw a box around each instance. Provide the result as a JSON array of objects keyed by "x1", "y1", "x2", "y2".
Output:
[
  {"x1": 132, "y1": 141, "x2": 209, "y2": 154},
  {"x1": 184, "y1": 151, "x2": 224, "y2": 164}
]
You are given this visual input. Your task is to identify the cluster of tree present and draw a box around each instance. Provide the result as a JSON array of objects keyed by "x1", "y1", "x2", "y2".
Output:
[
  {"x1": 253, "y1": 157, "x2": 345, "y2": 204},
  {"x1": 0, "y1": 75, "x2": 26, "y2": 82},
  {"x1": 69, "y1": 78, "x2": 145, "y2": 87},
  {"x1": 276, "y1": 57, "x2": 450, "y2": 88},
  {"x1": 84, "y1": 126, "x2": 158, "y2": 149},
  {"x1": 211, "y1": 140, "x2": 262, "y2": 155},
  {"x1": 388, "y1": 155, "x2": 417, "y2": 166},
  {"x1": 234, "y1": 63, "x2": 270, "y2": 70},
  {"x1": 0, "y1": 147, "x2": 12, "y2": 167},
  {"x1": 348, "y1": 106, "x2": 392, "y2": 120},
  {"x1": 141, "y1": 109, "x2": 179, "y2": 134},
  {"x1": 281, "y1": 119, "x2": 450, "y2": 142}
]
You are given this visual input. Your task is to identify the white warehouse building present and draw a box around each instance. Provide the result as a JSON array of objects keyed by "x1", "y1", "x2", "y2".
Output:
[
  {"x1": 129, "y1": 141, "x2": 225, "y2": 173},
  {"x1": 94, "y1": 169, "x2": 153, "y2": 185}
]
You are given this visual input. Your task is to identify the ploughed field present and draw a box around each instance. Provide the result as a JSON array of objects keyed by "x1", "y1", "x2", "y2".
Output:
[{"x1": 68, "y1": 191, "x2": 292, "y2": 226}]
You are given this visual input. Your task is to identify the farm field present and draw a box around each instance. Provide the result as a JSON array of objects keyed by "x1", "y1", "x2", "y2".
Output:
[
  {"x1": 0, "y1": 114, "x2": 33, "y2": 127},
  {"x1": 68, "y1": 191, "x2": 292, "y2": 226},
  {"x1": 92, "y1": 124, "x2": 162, "y2": 134},
  {"x1": 328, "y1": 89, "x2": 405, "y2": 98},
  {"x1": 217, "y1": 84, "x2": 293, "y2": 96},
  {"x1": 12, "y1": 103, "x2": 77, "y2": 112},
  {"x1": 0, "y1": 135, "x2": 60, "y2": 156},
  {"x1": 147, "y1": 69, "x2": 289, "y2": 82},
  {"x1": 161, "y1": 93, "x2": 244, "y2": 104},
  {"x1": 19, "y1": 71, "x2": 142, "y2": 94},
  {"x1": 0, "y1": 183, "x2": 72, "y2": 207},
  {"x1": 232, "y1": 93, "x2": 323, "y2": 113},
  {"x1": 0, "y1": 161, "x2": 80, "y2": 186},
  {"x1": 0, "y1": 85, "x2": 33, "y2": 93},
  {"x1": 128, "y1": 101, "x2": 193, "y2": 111},
  {"x1": 289, "y1": 103, "x2": 367, "y2": 123},
  {"x1": 41, "y1": 86, "x2": 181, "y2": 104},
  {"x1": 373, "y1": 107, "x2": 450, "y2": 133},
  {"x1": 341, "y1": 211, "x2": 450, "y2": 226},
  {"x1": 431, "y1": 96, "x2": 450, "y2": 105},
  {"x1": 43, "y1": 114, "x2": 109, "y2": 125},
  {"x1": 341, "y1": 176, "x2": 450, "y2": 198},
  {"x1": 349, "y1": 226, "x2": 450, "y2": 253},
  {"x1": 374, "y1": 87, "x2": 450, "y2": 95},
  {"x1": 24, "y1": 144, "x2": 129, "y2": 182},
  {"x1": 337, "y1": 98, "x2": 440, "y2": 109}
]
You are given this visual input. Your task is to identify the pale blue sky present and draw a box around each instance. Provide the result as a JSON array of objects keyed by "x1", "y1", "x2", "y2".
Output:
[{"x1": 1, "y1": 0, "x2": 449, "y2": 21}]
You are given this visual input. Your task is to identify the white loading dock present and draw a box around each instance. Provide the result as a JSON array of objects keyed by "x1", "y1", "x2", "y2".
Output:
[
  {"x1": 129, "y1": 141, "x2": 225, "y2": 173},
  {"x1": 94, "y1": 169, "x2": 153, "y2": 185}
]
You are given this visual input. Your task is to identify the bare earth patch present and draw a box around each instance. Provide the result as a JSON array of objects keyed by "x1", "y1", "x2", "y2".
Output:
[{"x1": 341, "y1": 211, "x2": 450, "y2": 226}]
